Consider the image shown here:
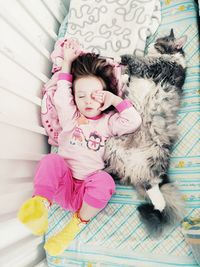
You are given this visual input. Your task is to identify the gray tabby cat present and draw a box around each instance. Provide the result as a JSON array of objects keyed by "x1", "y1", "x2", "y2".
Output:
[{"x1": 104, "y1": 29, "x2": 187, "y2": 236}]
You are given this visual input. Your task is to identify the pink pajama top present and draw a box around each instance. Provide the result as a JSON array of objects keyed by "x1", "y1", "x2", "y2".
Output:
[{"x1": 54, "y1": 73, "x2": 142, "y2": 180}]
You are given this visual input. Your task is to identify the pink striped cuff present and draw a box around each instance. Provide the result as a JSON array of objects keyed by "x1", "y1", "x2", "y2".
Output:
[
  {"x1": 115, "y1": 99, "x2": 133, "y2": 113},
  {"x1": 58, "y1": 72, "x2": 73, "y2": 82}
]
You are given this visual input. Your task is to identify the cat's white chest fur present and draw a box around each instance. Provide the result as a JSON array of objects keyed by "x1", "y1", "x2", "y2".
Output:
[{"x1": 128, "y1": 78, "x2": 154, "y2": 108}]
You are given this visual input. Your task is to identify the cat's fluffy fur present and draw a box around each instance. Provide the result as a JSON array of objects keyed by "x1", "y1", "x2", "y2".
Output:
[{"x1": 104, "y1": 30, "x2": 187, "y2": 236}]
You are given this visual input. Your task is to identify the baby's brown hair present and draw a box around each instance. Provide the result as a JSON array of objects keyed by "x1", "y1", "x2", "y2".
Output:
[{"x1": 71, "y1": 53, "x2": 118, "y2": 112}]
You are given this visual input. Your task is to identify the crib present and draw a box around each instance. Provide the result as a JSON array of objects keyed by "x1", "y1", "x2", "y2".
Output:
[{"x1": 0, "y1": 0, "x2": 199, "y2": 267}]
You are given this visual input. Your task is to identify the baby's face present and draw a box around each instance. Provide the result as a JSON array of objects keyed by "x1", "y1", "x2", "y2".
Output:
[{"x1": 74, "y1": 76, "x2": 104, "y2": 118}]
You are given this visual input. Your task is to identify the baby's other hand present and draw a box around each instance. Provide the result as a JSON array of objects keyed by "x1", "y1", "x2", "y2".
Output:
[{"x1": 63, "y1": 39, "x2": 82, "y2": 63}]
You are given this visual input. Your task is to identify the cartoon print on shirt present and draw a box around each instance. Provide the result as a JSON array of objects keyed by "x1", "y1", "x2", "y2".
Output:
[
  {"x1": 69, "y1": 115, "x2": 104, "y2": 151},
  {"x1": 85, "y1": 131, "x2": 104, "y2": 151},
  {"x1": 70, "y1": 127, "x2": 84, "y2": 145},
  {"x1": 70, "y1": 115, "x2": 89, "y2": 146}
]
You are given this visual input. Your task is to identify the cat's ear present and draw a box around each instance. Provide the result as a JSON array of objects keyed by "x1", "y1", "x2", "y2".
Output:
[
  {"x1": 174, "y1": 36, "x2": 187, "y2": 49},
  {"x1": 170, "y1": 29, "x2": 174, "y2": 38}
]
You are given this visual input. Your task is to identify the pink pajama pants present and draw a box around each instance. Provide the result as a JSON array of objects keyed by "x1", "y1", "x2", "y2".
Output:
[{"x1": 33, "y1": 154, "x2": 116, "y2": 211}]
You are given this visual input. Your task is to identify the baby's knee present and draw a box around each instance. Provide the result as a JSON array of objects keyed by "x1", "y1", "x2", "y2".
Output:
[
  {"x1": 92, "y1": 172, "x2": 116, "y2": 197},
  {"x1": 84, "y1": 172, "x2": 116, "y2": 209},
  {"x1": 101, "y1": 172, "x2": 116, "y2": 192}
]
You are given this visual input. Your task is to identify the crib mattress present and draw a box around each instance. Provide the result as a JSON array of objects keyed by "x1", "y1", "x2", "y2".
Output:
[{"x1": 45, "y1": 0, "x2": 200, "y2": 266}]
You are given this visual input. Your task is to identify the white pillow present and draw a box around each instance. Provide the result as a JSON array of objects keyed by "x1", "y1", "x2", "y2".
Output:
[{"x1": 64, "y1": 0, "x2": 161, "y2": 58}]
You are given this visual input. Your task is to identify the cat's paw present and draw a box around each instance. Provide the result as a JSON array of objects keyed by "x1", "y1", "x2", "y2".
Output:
[{"x1": 120, "y1": 54, "x2": 132, "y2": 65}]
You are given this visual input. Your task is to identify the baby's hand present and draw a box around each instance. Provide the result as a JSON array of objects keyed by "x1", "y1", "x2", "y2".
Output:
[
  {"x1": 63, "y1": 39, "x2": 82, "y2": 63},
  {"x1": 92, "y1": 91, "x2": 122, "y2": 111}
]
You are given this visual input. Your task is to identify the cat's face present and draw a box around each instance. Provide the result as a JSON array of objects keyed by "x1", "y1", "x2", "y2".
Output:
[{"x1": 148, "y1": 29, "x2": 187, "y2": 56}]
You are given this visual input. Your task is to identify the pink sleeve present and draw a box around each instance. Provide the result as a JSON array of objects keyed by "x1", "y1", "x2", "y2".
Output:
[
  {"x1": 107, "y1": 99, "x2": 142, "y2": 136},
  {"x1": 53, "y1": 72, "x2": 78, "y2": 129}
]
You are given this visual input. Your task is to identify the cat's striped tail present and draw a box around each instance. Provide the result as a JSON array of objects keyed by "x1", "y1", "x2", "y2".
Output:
[{"x1": 137, "y1": 183, "x2": 185, "y2": 236}]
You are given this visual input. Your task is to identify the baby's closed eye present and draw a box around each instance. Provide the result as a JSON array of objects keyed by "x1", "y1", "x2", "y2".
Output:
[{"x1": 77, "y1": 93, "x2": 85, "y2": 98}]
